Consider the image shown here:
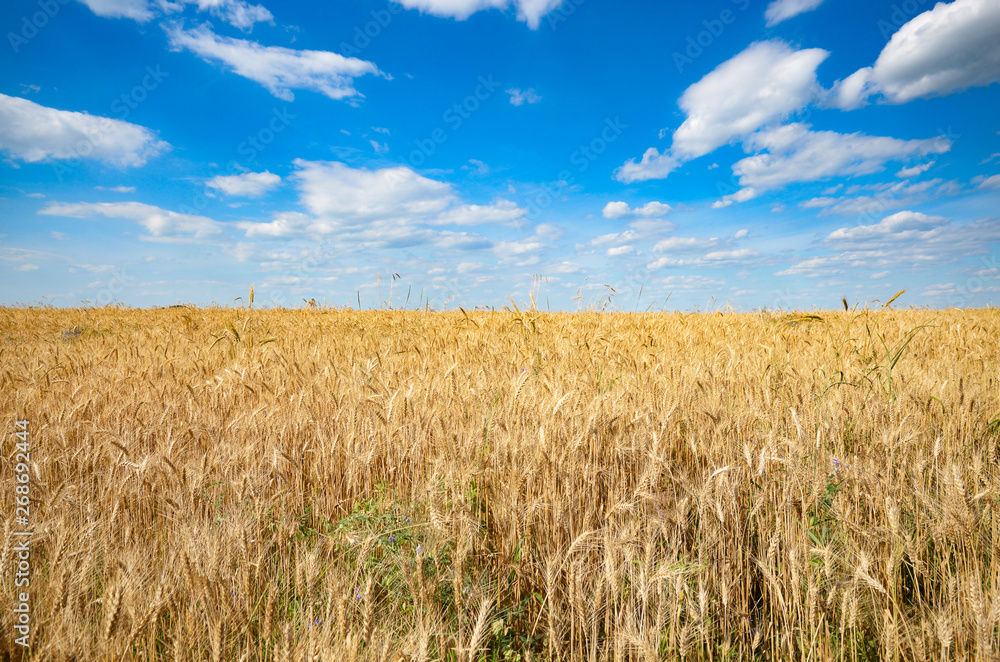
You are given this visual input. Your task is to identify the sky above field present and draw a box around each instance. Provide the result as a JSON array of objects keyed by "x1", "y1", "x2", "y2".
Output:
[{"x1": 1, "y1": 0, "x2": 1000, "y2": 310}]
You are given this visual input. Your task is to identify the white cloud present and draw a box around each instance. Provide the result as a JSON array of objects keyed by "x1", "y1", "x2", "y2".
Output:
[
  {"x1": 602, "y1": 201, "x2": 630, "y2": 219},
  {"x1": 602, "y1": 200, "x2": 672, "y2": 219},
  {"x1": 606, "y1": 245, "x2": 634, "y2": 257},
  {"x1": 831, "y1": 0, "x2": 1000, "y2": 108},
  {"x1": 718, "y1": 123, "x2": 951, "y2": 203},
  {"x1": 652, "y1": 236, "x2": 718, "y2": 252},
  {"x1": 615, "y1": 148, "x2": 680, "y2": 183},
  {"x1": 764, "y1": 0, "x2": 825, "y2": 26},
  {"x1": 672, "y1": 40, "x2": 826, "y2": 159},
  {"x1": 978, "y1": 174, "x2": 1000, "y2": 190},
  {"x1": 826, "y1": 211, "x2": 947, "y2": 242},
  {"x1": 96, "y1": 185, "x2": 137, "y2": 192},
  {"x1": 616, "y1": 40, "x2": 828, "y2": 182},
  {"x1": 734, "y1": 228, "x2": 749, "y2": 239},
  {"x1": 433, "y1": 199, "x2": 526, "y2": 226},
  {"x1": 395, "y1": 0, "x2": 563, "y2": 29},
  {"x1": 39, "y1": 201, "x2": 222, "y2": 239},
  {"x1": 586, "y1": 230, "x2": 639, "y2": 248},
  {"x1": 292, "y1": 160, "x2": 451, "y2": 224},
  {"x1": 779, "y1": 213, "x2": 1000, "y2": 279},
  {"x1": 704, "y1": 248, "x2": 759, "y2": 261},
  {"x1": 165, "y1": 24, "x2": 385, "y2": 101},
  {"x1": 896, "y1": 162, "x2": 933, "y2": 178},
  {"x1": 236, "y1": 211, "x2": 314, "y2": 238},
  {"x1": 647, "y1": 248, "x2": 761, "y2": 270},
  {"x1": 16, "y1": 264, "x2": 39, "y2": 271},
  {"x1": 369, "y1": 140, "x2": 389, "y2": 154},
  {"x1": 799, "y1": 178, "x2": 953, "y2": 216},
  {"x1": 547, "y1": 260, "x2": 583, "y2": 274},
  {"x1": 506, "y1": 87, "x2": 541, "y2": 106},
  {"x1": 78, "y1": 0, "x2": 273, "y2": 29},
  {"x1": 234, "y1": 160, "x2": 526, "y2": 245},
  {"x1": 189, "y1": 0, "x2": 273, "y2": 30},
  {"x1": 0, "y1": 94, "x2": 168, "y2": 166},
  {"x1": 712, "y1": 187, "x2": 758, "y2": 208},
  {"x1": 206, "y1": 171, "x2": 281, "y2": 197},
  {"x1": 77, "y1": 0, "x2": 156, "y2": 21},
  {"x1": 463, "y1": 158, "x2": 490, "y2": 174}
]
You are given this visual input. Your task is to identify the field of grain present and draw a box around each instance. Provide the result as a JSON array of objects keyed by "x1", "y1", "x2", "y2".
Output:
[{"x1": 1, "y1": 305, "x2": 999, "y2": 661}]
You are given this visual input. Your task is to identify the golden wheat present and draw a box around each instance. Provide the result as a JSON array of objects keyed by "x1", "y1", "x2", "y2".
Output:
[{"x1": 1, "y1": 306, "x2": 998, "y2": 660}]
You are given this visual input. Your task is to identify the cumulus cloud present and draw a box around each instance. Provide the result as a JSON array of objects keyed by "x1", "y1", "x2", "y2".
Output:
[
  {"x1": 615, "y1": 149, "x2": 681, "y2": 183},
  {"x1": 777, "y1": 212, "x2": 1000, "y2": 279},
  {"x1": 764, "y1": 0, "x2": 825, "y2": 26},
  {"x1": 165, "y1": 24, "x2": 385, "y2": 101},
  {"x1": 434, "y1": 199, "x2": 525, "y2": 226},
  {"x1": 602, "y1": 200, "x2": 672, "y2": 219},
  {"x1": 831, "y1": 0, "x2": 1000, "y2": 109},
  {"x1": 206, "y1": 171, "x2": 281, "y2": 197},
  {"x1": 826, "y1": 210, "x2": 947, "y2": 242},
  {"x1": 652, "y1": 236, "x2": 718, "y2": 252},
  {"x1": 673, "y1": 41, "x2": 827, "y2": 159},
  {"x1": 506, "y1": 87, "x2": 541, "y2": 106},
  {"x1": 0, "y1": 94, "x2": 168, "y2": 166},
  {"x1": 395, "y1": 0, "x2": 563, "y2": 29},
  {"x1": 39, "y1": 201, "x2": 222, "y2": 240},
  {"x1": 717, "y1": 123, "x2": 952, "y2": 204},
  {"x1": 647, "y1": 248, "x2": 761, "y2": 270},
  {"x1": 585, "y1": 230, "x2": 639, "y2": 249},
  {"x1": 234, "y1": 160, "x2": 526, "y2": 247},
  {"x1": 616, "y1": 40, "x2": 827, "y2": 182}
]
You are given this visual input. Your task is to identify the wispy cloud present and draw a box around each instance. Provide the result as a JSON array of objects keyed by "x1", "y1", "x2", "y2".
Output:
[{"x1": 165, "y1": 24, "x2": 386, "y2": 101}]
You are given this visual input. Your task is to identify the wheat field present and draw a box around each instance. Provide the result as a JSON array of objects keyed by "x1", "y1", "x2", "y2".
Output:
[{"x1": 1, "y1": 305, "x2": 999, "y2": 661}]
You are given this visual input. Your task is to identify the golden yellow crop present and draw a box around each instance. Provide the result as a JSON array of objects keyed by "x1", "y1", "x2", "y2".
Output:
[{"x1": 1, "y1": 305, "x2": 998, "y2": 660}]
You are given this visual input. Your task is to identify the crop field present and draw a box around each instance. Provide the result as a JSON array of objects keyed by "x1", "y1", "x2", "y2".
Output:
[{"x1": 1, "y1": 305, "x2": 999, "y2": 661}]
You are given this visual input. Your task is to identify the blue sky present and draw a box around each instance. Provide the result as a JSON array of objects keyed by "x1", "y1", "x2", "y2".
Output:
[{"x1": 1, "y1": 0, "x2": 999, "y2": 310}]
